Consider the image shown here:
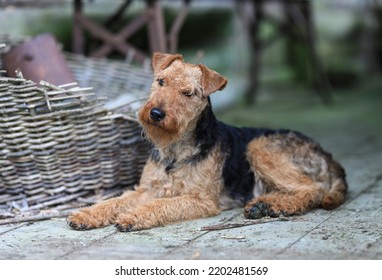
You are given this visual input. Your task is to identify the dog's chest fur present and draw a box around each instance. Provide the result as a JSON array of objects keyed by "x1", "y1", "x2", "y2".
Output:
[
  {"x1": 144, "y1": 102, "x2": 296, "y2": 207},
  {"x1": 145, "y1": 144, "x2": 225, "y2": 200}
]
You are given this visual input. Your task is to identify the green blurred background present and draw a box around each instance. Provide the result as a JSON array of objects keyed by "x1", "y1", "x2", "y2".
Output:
[{"x1": 1, "y1": 0, "x2": 381, "y2": 135}]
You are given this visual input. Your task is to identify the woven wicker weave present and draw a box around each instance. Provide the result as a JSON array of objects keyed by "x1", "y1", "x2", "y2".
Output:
[
  {"x1": 65, "y1": 52, "x2": 152, "y2": 111},
  {"x1": 0, "y1": 38, "x2": 152, "y2": 216}
]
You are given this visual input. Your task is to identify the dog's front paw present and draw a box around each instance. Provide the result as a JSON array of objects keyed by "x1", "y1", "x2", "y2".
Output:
[
  {"x1": 114, "y1": 214, "x2": 138, "y2": 232},
  {"x1": 114, "y1": 212, "x2": 153, "y2": 232},
  {"x1": 115, "y1": 223, "x2": 134, "y2": 232},
  {"x1": 67, "y1": 209, "x2": 107, "y2": 230},
  {"x1": 67, "y1": 212, "x2": 94, "y2": 231}
]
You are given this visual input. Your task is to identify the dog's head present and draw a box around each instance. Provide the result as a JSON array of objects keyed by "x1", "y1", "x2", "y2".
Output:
[{"x1": 138, "y1": 52, "x2": 227, "y2": 148}]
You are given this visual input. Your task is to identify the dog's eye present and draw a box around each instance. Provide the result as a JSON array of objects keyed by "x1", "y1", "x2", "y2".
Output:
[
  {"x1": 181, "y1": 90, "x2": 193, "y2": 97},
  {"x1": 157, "y1": 79, "x2": 164, "y2": 86}
]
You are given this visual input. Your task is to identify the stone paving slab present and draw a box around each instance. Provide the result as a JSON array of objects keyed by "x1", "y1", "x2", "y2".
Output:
[{"x1": 0, "y1": 162, "x2": 380, "y2": 260}]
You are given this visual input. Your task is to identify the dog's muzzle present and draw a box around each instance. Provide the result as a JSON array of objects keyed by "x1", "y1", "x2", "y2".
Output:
[{"x1": 150, "y1": 107, "x2": 166, "y2": 122}]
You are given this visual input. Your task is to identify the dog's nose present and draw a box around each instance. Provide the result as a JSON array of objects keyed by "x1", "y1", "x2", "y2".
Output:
[{"x1": 150, "y1": 107, "x2": 166, "y2": 122}]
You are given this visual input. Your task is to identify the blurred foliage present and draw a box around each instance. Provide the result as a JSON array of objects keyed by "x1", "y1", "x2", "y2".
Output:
[
  {"x1": 1, "y1": 1, "x2": 382, "y2": 104},
  {"x1": 59, "y1": 7, "x2": 232, "y2": 61},
  {"x1": 169, "y1": 8, "x2": 232, "y2": 49},
  {"x1": 217, "y1": 75, "x2": 382, "y2": 130},
  {"x1": 27, "y1": 17, "x2": 72, "y2": 51}
]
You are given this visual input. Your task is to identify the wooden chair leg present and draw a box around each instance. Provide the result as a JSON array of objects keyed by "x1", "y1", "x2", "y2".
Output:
[{"x1": 72, "y1": 0, "x2": 85, "y2": 54}]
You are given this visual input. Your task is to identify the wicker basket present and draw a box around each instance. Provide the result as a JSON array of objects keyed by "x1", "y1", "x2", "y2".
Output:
[{"x1": 0, "y1": 38, "x2": 152, "y2": 217}]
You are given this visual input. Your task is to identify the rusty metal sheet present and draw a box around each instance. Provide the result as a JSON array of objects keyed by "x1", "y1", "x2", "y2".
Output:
[{"x1": 2, "y1": 33, "x2": 75, "y2": 85}]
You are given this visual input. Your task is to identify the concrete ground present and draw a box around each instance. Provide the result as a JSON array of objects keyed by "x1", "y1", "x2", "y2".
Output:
[{"x1": 0, "y1": 82, "x2": 381, "y2": 260}]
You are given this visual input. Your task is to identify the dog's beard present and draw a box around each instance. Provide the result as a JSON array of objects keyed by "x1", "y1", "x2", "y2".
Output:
[
  {"x1": 141, "y1": 122, "x2": 180, "y2": 148},
  {"x1": 138, "y1": 109, "x2": 180, "y2": 148}
]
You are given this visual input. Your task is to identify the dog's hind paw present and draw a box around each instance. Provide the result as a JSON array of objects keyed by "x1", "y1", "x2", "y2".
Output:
[{"x1": 244, "y1": 202, "x2": 278, "y2": 219}]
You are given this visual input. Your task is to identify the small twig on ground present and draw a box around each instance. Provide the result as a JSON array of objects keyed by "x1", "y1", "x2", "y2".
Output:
[
  {"x1": 0, "y1": 210, "x2": 73, "y2": 226},
  {"x1": 221, "y1": 235, "x2": 246, "y2": 240},
  {"x1": 200, "y1": 216, "x2": 291, "y2": 231}
]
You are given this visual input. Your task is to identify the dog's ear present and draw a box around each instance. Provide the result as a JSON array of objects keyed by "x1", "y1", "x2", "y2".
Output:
[
  {"x1": 198, "y1": 64, "x2": 227, "y2": 97},
  {"x1": 152, "y1": 52, "x2": 183, "y2": 74}
]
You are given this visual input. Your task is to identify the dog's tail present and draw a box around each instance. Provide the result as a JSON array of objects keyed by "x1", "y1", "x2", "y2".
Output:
[{"x1": 320, "y1": 160, "x2": 348, "y2": 210}]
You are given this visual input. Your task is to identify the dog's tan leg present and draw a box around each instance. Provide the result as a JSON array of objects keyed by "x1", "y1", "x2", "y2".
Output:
[
  {"x1": 68, "y1": 159, "x2": 164, "y2": 230},
  {"x1": 115, "y1": 194, "x2": 220, "y2": 231},
  {"x1": 67, "y1": 189, "x2": 152, "y2": 230},
  {"x1": 244, "y1": 133, "x2": 346, "y2": 219}
]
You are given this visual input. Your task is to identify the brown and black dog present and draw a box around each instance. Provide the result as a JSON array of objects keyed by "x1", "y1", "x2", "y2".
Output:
[{"x1": 68, "y1": 52, "x2": 347, "y2": 231}]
